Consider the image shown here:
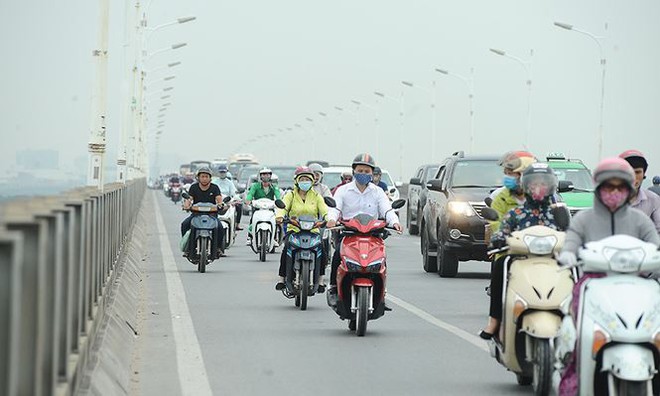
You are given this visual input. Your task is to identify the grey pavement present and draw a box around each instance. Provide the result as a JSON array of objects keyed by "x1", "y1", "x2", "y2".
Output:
[{"x1": 135, "y1": 191, "x2": 530, "y2": 395}]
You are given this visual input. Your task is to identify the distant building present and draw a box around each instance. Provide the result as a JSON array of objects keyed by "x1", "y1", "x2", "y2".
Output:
[{"x1": 16, "y1": 149, "x2": 59, "y2": 170}]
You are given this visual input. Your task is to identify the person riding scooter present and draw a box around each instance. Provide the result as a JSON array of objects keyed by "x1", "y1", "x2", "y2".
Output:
[
  {"x1": 326, "y1": 153, "x2": 403, "y2": 307},
  {"x1": 275, "y1": 167, "x2": 329, "y2": 291},
  {"x1": 181, "y1": 167, "x2": 226, "y2": 257},
  {"x1": 555, "y1": 157, "x2": 660, "y2": 396},
  {"x1": 618, "y1": 149, "x2": 660, "y2": 233},
  {"x1": 215, "y1": 164, "x2": 243, "y2": 231},
  {"x1": 480, "y1": 163, "x2": 567, "y2": 339},
  {"x1": 331, "y1": 171, "x2": 354, "y2": 195},
  {"x1": 245, "y1": 167, "x2": 282, "y2": 246}
]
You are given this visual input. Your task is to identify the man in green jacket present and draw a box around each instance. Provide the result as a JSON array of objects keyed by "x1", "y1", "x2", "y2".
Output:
[{"x1": 245, "y1": 167, "x2": 282, "y2": 245}]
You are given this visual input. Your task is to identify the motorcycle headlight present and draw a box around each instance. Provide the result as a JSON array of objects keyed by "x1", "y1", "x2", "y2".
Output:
[
  {"x1": 523, "y1": 235, "x2": 558, "y2": 255},
  {"x1": 448, "y1": 201, "x2": 475, "y2": 217},
  {"x1": 345, "y1": 259, "x2": 362, "y2": 272},
  {"x1": 602, "y1": 247, "x2": 645, "y2": 272},
  {"x1": 366, "y1": 259, "x2": 383, "y2": 273},
  {"x1": 300, "y1": 220, "x2": 315, "y2": 231}
]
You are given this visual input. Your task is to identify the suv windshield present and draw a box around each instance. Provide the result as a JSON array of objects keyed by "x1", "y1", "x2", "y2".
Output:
[
  {"x1": 450, "y1": 160, "x2": 501, "y2": 188},
  {"x1": 552, "y1": 168, "x2": 593, "y2": 191}
]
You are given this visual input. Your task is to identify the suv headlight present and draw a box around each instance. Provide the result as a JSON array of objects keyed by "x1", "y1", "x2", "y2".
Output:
[
  {"x1": 603, "y1": 247, "x2": 645, "y2": 272},
  {"x1": 448, "y1": 201, "x2": 475, "y2": 217},
  {"x1": 523, "y1": 235, "x2": 558, "y2": 255}
]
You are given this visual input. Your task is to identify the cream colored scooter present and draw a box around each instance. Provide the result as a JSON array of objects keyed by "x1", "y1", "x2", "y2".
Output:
[{"x1": 483, "y1": 207, "x2": 575, "y2": 395}]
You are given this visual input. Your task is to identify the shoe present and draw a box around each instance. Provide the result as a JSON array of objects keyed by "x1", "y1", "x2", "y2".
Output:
[
  {"x1": 218, "y1": 250, "x2": 226, "y2": 257},
  {"x1": 479, "y1": 330, "x2": 495, "y2": 340},
  {"x1": 274, "y1": 240, "x2": 280, "y2": 248},
  {"x1": 275, "y1": 282, "x2": 285, "y2": 291},
  {"x1": 318, "y1": 284, "x2": 326, "y2": 293},
  {"x1": 327, "y1": 286, "x2": 338, "y2": 307},
  {"x1": 384, "y1": 303, "x2": 393, "y2": 312},
  {"x1": 236, "y1": 225, "x2": 244, "y2": 231}
]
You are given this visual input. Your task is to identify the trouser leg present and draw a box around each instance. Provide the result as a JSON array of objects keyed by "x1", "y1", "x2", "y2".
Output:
[
  {"x1": 181, "y1": 215, "x2": 193, "y2": 236},
  {"x1": 278, "y1": 249, "x2": 287, "y2": 277},
  {"x1": 489, "y1": 255, "x2": 507, "y2": 320}
]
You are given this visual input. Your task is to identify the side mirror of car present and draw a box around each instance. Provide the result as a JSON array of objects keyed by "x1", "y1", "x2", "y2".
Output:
[
  {"x1": 182, "y1": 192, "x2": 191, "y2": 200},
  {"x1": 409, "y1": 177, "x2": 422, "y2": 186},
  {"x1": 324, "y1": 196, "x2": 337, "y2": 208},
  {"x1": 274, "y1": 199, "x2": 286, "y2": 209},
  {"x1": 391, "y1": 199, "x2": 406, "y2": 210},
  {"x1": 389, "y1": 188, "x2": 397, "y2": 194},
  {"x1": 558, "y1": 180, "x2": 575, "y2": 193},
  {"x1": 480, "y1": 207, "x2": 499, "y2": 221},
  {"x1": 395, "y1": 181, "x2": 403, "y2": 188},
  {"x1": 426, "y1": 179, "x2": 444, "y2": 192},
  {"x1": 551, "y1": 205, "x2": 571, "y2": 230},
  {"x1": 484, "y1": 197, "x2": 493, "y2": 207}
]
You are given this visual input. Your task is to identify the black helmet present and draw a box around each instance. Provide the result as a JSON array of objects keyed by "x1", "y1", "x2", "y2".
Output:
[
  {"x1": 373, "y1": 167, "x2": 382, "y2": 175},
  {"x1": 352, "y1": 153, "x2": 376, "y2": 170},
  {"x1": 521, "y1": 163, "x2": 557, "y2": 202},
  {"x1": 196, "y1": 167, "x2": 212, "y2": 178}
]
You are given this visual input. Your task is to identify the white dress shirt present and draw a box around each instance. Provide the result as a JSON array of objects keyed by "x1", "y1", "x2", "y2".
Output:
[{"x1": 328, "y1": 181, "x2": 400, "y2": 226}]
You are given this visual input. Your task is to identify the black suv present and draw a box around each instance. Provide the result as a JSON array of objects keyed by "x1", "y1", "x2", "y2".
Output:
[
  {"x1": 420, "y1": 152, "x2": 501, "y2": 277},
  {"x1": 407, "y1": 164, "x2": 441, "y2": 235}
]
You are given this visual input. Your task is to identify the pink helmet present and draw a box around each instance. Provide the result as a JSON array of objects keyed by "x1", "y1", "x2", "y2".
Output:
[
  {"x1": 593, "y1": 157, "x2": 635, "y2": 190},
  {"x1": 619, "y1": 149, "x2": 648, "y2": 173}
]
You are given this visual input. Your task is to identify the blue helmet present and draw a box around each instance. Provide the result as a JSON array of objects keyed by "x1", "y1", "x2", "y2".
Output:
[
  {"x1": 217, "y1": 164, "x2": 228, "y2": 172},
  {"x1": 653, "y1": 176, "x2": 660, "y2": 185}
]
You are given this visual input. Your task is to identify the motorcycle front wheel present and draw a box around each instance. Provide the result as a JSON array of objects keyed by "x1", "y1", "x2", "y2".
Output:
[
  {"x1": 356, "y1": 287, "x2": 369, "y2": 336},
  {"x1": 259, "y1": 230, "x2": 268, "y2": 262},
  {"x1": 532, "y1": 338, "x2": 552, "y2": 396},
  {"x1": 300, "y1": 260, "x2": 310, "y2": 311},
  {"x1": 198, "y1": 237, "x2": 208, "y2": 273}
]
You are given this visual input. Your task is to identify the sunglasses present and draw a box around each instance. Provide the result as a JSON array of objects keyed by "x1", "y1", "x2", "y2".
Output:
[{"x1": 600, "y1": 183, "x2": 629, "y2": 192}]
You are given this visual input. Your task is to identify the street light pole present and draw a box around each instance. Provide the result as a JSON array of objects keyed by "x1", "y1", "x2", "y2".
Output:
[
  {"x1": 87, "y1": 0, "x2": 110, "y2": 189},
  {"x1": 490, "y1": 48, "x2": 533, "y2": 151},
  {"x1": 554, "y1": 21, "x2": 607, "y2": 160},
  {"x1": 351, "y1": 99, "x2": 380, "y2": 158},
  {"x1": 436, "y1": 67, "x2": 475, "y2": 153},
  {"x1": 374, "y1": 90, "x2": 405, "y2": 181}
]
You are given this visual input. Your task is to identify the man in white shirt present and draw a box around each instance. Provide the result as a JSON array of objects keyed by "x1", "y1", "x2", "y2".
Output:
[
  {"x1": 326, "y1": 153, "x2": 402, "y2": 305},
  {"x1": 213, "y1": 164, "x2": 243, "y2": 230}
]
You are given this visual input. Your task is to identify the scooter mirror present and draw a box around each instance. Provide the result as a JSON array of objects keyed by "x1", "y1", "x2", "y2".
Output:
[
  {"x1": 484, "y1": 197, "x2": 493, "y2": 207},
  {"x1": 324, "y1": 196, "x2": 337, "y2": 208},
  {"x1": 551, "y1": 205, "x2": 571, "y2": 230},
  {"x1": 182, "y1": 191, "x2": 191, "y2": 200},
  {"x1": 391, "y1": 199, "x2": 406, "y2": 210},
  {"x1": 480, "y1": 207, "x2": 499, "y2": 221},
  {"x1": 274, "y1": 199, "x2": 286, "y2": 209},
  {"x1": 223, "y1": 196, "x2": 232, "y2": 203}
]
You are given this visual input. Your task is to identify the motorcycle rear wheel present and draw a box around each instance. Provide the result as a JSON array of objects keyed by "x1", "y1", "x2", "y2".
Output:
[
  {"x1": 356, "y1": 287, "x2": 369, "y2": 336},
  {"x1": 198, "y1": 237, "x2": 207, "y2": 273}
]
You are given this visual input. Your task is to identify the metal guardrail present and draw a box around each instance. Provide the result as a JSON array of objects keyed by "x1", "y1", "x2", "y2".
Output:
[{"x1": 0, "y1": 179, "x2": 146, "y2": 396}]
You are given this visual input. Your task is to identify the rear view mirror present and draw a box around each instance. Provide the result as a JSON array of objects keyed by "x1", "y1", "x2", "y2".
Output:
[
  {"x1": 551, "y1": 205, "x2": 571, "y2": 230},
  {"x1": 480, "y1": 207, "x2": 499, "y2": 221},
  {"x1": 558, "y1": 180, "x2": 574, "y2": 193},
  {"x1": 426, "y1": 179, "x2": 444, "y2": 192},
  {"x1": 182, "y1": 191, "x2": 191, "y2": 200},
  {"x1": 274, "y1": 199, "x2": 286, "y2": 209},
  {"x1": 223, "y1": 196, "x2": 232, "y2": 203},
  {"x1": 391, "y1": 199, "x2": 406, "y2": 210},
  {"x1": 409, "y1": 177, "x2": 422, "y2": 186},
  {"x1": 324, "y1": 196, "x2": 337, "y2": 208},
  {"x1": 389, "y1": 188, "x2": 396, "y2": 194}
]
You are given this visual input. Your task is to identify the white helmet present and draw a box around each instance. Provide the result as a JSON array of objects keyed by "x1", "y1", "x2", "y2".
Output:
[{"x1": 258, "y1": 167, "x2": 273, "y2": 175}]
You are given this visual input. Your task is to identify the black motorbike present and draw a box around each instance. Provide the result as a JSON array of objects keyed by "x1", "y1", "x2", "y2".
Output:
[
  {"x1": 182, "y1": 193, "x2": 230, "y2": 273},
  {"x1": 275, "y1": 200, "x2": 326, "y2": 310}
]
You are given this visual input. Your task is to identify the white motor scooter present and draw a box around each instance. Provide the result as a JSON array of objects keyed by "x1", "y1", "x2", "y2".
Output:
[
  {"x1": 218, "y1": 196, "x2": 241, "y2": 249},
  {"x1": 249, "y1": 198, "x2": 278, "y2": 262},
  {"x1": 555, "y1": 235, "x2": 660, "y2": 396}
]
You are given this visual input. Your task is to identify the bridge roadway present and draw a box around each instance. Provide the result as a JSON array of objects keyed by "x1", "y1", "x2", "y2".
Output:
[{"x1": 135, "y1": 191, "x2": 528, "y2": 395}]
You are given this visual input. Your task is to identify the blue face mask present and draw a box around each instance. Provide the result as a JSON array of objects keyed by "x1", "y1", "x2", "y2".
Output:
[
  {"x1": 298, "y1": 181, "x2": 312, "y2": 191},
  {"x1": 354, "y1": 173, "x2": 373, "y2": 186},
  {"x1": 503, "y1": 175, "x2": 519, "y2": 190}
]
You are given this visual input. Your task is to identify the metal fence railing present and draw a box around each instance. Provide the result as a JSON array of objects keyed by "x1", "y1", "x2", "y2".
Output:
[{"x1": 0, "y1": 179, "x2": 146, "y2": 396}]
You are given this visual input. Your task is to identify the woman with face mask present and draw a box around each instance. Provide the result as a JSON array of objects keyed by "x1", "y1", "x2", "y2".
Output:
[
  {"x1": 275, "y1": 167, "x2": 329, "y2": 291},
  {"x1": 555, "y1": 157, "x2": 659, "y2": 396}
]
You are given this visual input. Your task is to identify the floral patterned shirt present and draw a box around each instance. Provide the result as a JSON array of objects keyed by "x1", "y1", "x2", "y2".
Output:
[{"x1": 491, "y1": 199, "x2": 558, "y2": 245}]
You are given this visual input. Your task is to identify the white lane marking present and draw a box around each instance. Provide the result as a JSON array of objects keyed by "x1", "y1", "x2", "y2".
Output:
[
  {"x1": 386, "y1": 293, "x2": 489, "y2": 352},
  {"x1": 153, "y1": 193, "x2": 213, "y2": 396}
]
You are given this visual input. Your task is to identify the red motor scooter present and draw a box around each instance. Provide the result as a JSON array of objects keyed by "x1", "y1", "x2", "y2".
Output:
[{"x1": 326, "y1": 198, "x2": 405, "y2": 336}]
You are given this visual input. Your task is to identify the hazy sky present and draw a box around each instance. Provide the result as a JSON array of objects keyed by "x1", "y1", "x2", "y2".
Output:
[{"x1": 2, "y1": 0, "x2": 659, "y2": 182}]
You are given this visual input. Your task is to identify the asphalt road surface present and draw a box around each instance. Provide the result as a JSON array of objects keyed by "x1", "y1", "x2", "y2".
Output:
[{"x1": 134, "y1": 191, "x2": 531, "y2": 395}]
